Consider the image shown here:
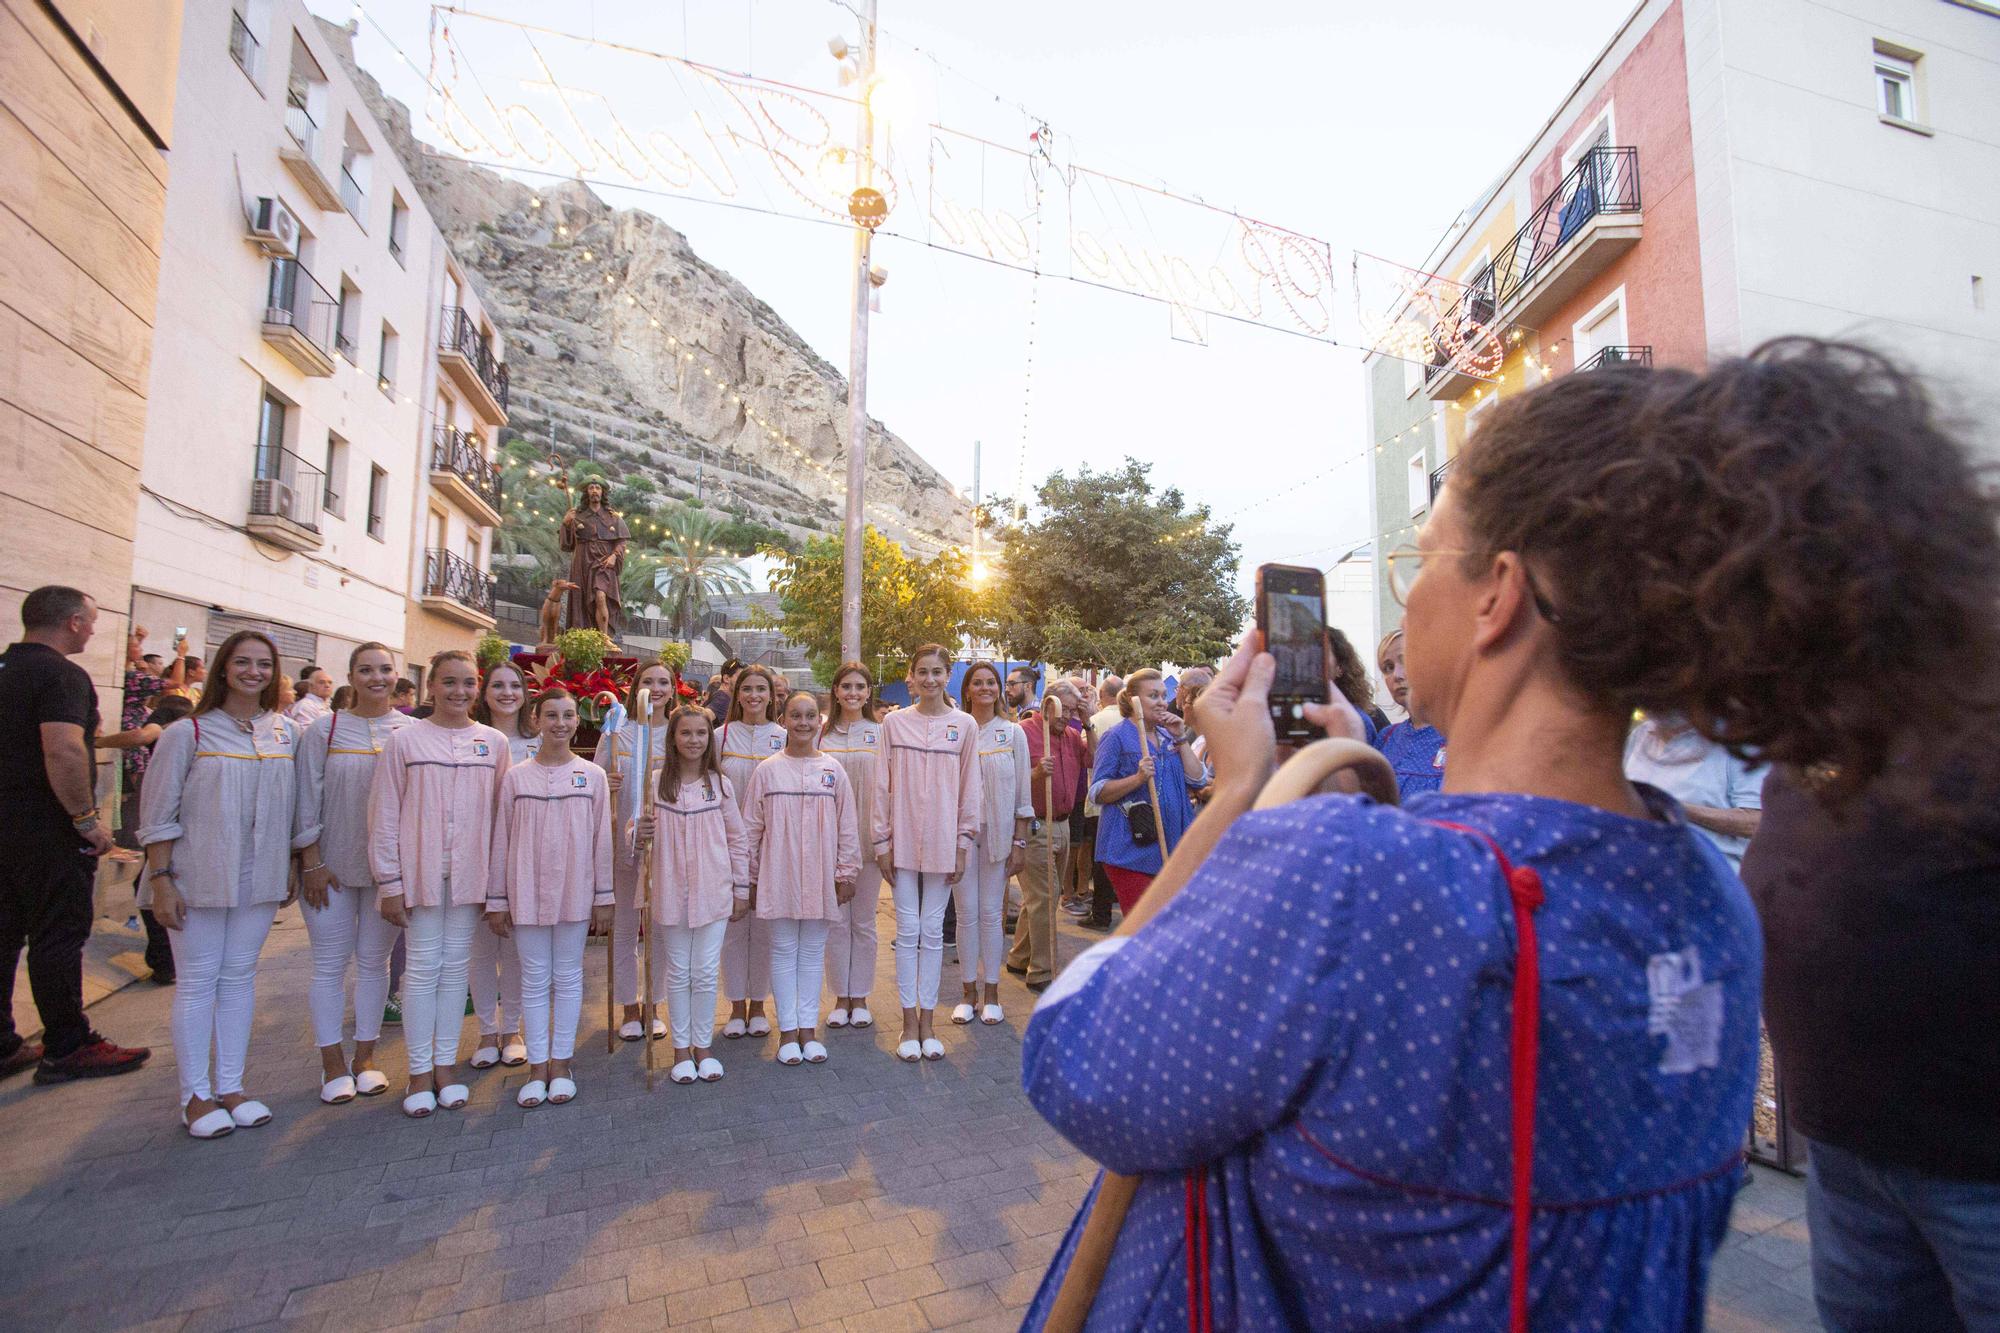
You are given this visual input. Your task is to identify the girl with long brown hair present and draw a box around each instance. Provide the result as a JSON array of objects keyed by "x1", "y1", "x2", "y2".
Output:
[
  {"x1": 954, "y1": 661, "x2": 1031, "y2": 1026},
  {"x1": 465, "y1": 659, "x2": 532, "y2": 1069},
  {"x1": 719, "y1": 664, "x2": 784, "y2": 1038},
  {"x1": 819, "y1": 662, "x2": 883, "y2": 1029}
]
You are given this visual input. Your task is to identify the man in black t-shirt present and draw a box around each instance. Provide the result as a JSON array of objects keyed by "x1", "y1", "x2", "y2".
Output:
[{"x1": 0, "y1": 586, "x2": 149, "y2": 1084}]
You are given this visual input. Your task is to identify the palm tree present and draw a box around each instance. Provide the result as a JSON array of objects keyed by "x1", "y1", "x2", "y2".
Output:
[
  {"x1": 653, "y1": 506, "x2": 751, "y2": 637},
  {"x1": 492, "y1": 450, "x2": 572, "y2": 603}
]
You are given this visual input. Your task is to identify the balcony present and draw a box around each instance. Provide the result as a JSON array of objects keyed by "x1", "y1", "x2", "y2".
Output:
[
  {"x1": 228, "y1": 11, "x2": 259, "y2": 81},
  {"x1": 338, "y1": 163, "x2": 365, "y2": 220},
  {"x1": 436, "y1": 306, "x2": 510, "y2": 424},
  {"x1": 1429, "y1": 456, "x2": 1454, "y2": 506},
  {"x1": 1576, "y1": 344, "x2": 1653, "y2": 372},
  {"x1": 278, "y1": 90, "x2": 342, "y2": 210},
  {"x1": 1426, "y1": 146, "x2": 1643, "y2": 397},
  {"x1": 247, "y1": 447, "x2": 325, "y2": 552},
  {"x1": 421, "y1": 548, "x2": 497, "y2": 628},
  {"x1": 261, "y1": 259, "x2": 337, "y2": 376},
  {"x1": 429, "y1": 424, "x2": 503, "y2": 526}
]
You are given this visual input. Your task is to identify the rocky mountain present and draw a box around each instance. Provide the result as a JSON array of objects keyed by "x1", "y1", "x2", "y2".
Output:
[{"x1": 324, "y1": 21, "x2": 970, "y2": 555}]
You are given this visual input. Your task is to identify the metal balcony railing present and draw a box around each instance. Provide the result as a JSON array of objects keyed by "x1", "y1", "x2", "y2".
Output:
[
  {"x1": 228, "y1": 11, "x2": 259, "y2": 79},
  {"x1": 1429, "y1": 456, "x2": 1454, "y2": 505},
  {"x1": 438, "y1": 306, "x2": 510, "y2": 413},
  {"x1": 424, "y1": 548, "x2": 496, "y2": 616},
  {"x1": 250, "y1": 446, "x2": 325, "y2": 533},
  {"x1": 264, "y1": 258, "x2": 338, "y2": 354},
  {"x1": 431, "y1": 424, "x2": 502, "y2": 513},
  {"x1": 338, "y1": 164, "x2": 364, "y2": 216},
  {"x1": 1427, "y1": 146, "x2": 1642, "y2": 383},
  {"x1": 1576, "y1": 344, "x2": 1653, "y2": 372},
  {"x1": 284, "y1": 87, "x2": 317, "y2": 156}
]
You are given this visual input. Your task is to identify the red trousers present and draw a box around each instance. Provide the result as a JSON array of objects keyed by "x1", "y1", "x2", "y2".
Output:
[{"x1": 1103, "y1": 864, "x2": 1154, "y2": 916}]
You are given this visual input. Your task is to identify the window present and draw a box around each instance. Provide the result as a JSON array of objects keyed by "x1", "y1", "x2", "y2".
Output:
[
  {"x1": 366, "y1": 465, "x2": 387, "y2": 541},
  {"x1": 464, "y1": 530, "x2": 481, "y2": 568},
  {"x1": 1875, "y1": 50, "x2": 1916, "y2": 120},
  {"x1": 1573, "y1": 286, "x2": 1628, "y2": 367},
  {"x1": 228, "y1": 9, "x2": 260, "y2": 83},
  {"x1": 388, "y1": 193, "x2": 410, "y2": 265},
  {"x1": 377, "y1": 323, "x2": 399, "y2": 396},
  {"x1": 255, "y1": 388, "x2": 289, "y2": 478},
  {"x1": 323, "y1": 432, "x2": 347, "y2": 517},
  {"x1": 1402, "y1": 356, "x2": 1424, "y2": 398},
  {"x1": 339, "y1": 120, "x2": 371, "y2": 224},
  {"x1": 1406, "y1": 447, "x2": 1430, "y2": 518},
  {"x1": 334, "y1": 279, "x2": 358, "y2": 362}
]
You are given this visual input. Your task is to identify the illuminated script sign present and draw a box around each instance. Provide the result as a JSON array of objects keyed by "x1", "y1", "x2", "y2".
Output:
[{"x1": 1349, "y1": 250, "x2": 1509, "y2": 381}]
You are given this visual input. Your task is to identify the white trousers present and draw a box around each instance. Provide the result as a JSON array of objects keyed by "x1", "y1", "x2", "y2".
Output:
[
  {"x1": 514, "y1": 921, "x2": 588, "y2": 1066},
  {"x1": 300, "y1": 883, "x2": 401, "y2": 1048},
  {"x1": 401, "y1": 902, "x2": 479, "y2": 1075},
  {"x1": 892, "y1": 869, "x2": 952, "y2": 1010},
  {"x1": 824, "y1": 860, "x2": 882, "y2": 1000},
  {"x1": 662, "y1": 919, "x2": 728, "y2": 1049},
  {"x1": 953, "y1": 836, "x2": 1010, "y2": 988},
  {"x1": 167, "y1": 903, "x2": 278, "y2": 1104},
  {"x1": 468, "y1": 919, "x2": 522, "y2": 1037},
  {"x1": 767, "y1": 918, "x2": 830, "y2": 1033},
  {"x1": 721, "y1": 911, "x2": 772, "y2": 1004}
]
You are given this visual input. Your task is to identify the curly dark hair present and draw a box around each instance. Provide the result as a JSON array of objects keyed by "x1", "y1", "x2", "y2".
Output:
[
  {"x1": 1452, "y1": 337, "x2": 2000, "y2": 801},
  {"x1": 1327, "y1": 628, "x2": 1374, "y2": 713}
]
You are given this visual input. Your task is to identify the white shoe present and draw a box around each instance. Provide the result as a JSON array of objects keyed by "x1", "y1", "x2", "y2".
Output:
[
  {"x1": 354, "y1": 1068, "x2": 390, "y2": 1097},
  {"x1": 981, "y1": 1004, "x2": 1005, "y2": 1025},
  {"x1": 669, "y1": 1060, "x2": 697, "y2": 1085},
  {"x1": 649, "y1": 1017, "x2": 668, "y2": 1040},
  {"x1": 619, "y1": 1020, "x2": 644, "y2": 1042},
  {"x1": 803, "y1": 1041, "x2": 828, "y2": 1064},
  {"x1": 402, "y1": 1090, "x2": 437, "y2": 1119},
  {"x1": 896, "y1": 1039, "x2": 922, "y2": 1063},
  {"x1": 182, "y1": 1107, "x2": 235, "y2": 1139},
  {"x1": 500, "y1": 1039, "x2": 528, "y2": 1067},
  {"x1": 921, "y1": 1038, "x2": 945, "y2": 1061},
  {"x1": 437, "y1": 1083, "x2": 469, "y2": 1110},
  {"x1": 696, "y1": 1057, "x2": 724, "y2": 1082},
  {"x1": 320, "y1": 1072, "x2": 357, "y2": 1105},
  {"x1": 548, "y1": 1077, "x2": 577, "y2": 1104},
  {"x1": 517, "y1": 1079, "x2": 546, "y2": 1108},
  {"x1": 722, "y1": 1017, "x2": 747, "y2": 1039},
  {"x1": 850, "y1": 1006, "x2": 874, "y2": 1029},
  {"x1": 826, "y1": 1007, "x2": 850, "y2": 1029},
  {"x1": 469, "y1": 1043, "x2": 500, "y2": 1069},
  {"x1": 950, "y1": 1003, "x2": 975, "y2": 1025},
  {"x1": 777, "y1": 1041, "x2": 803, "y2": 1066},
  {"x1": 228, "y1": 1099, "x2": 272, "y2": 1128},
  {"x1": 747, "y1": 1015, "x2": 771, "y2": 1037}
]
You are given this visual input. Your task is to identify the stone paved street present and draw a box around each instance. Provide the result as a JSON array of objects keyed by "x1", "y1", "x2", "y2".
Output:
[{"x1": 3, "y1": 906, "x2": 1821, "y2": 1331}]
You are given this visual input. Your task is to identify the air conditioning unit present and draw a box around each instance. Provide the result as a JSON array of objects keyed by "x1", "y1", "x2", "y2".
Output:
[
  {"x1": 270, "y1": 480, "x2": 298, "y2": 520},
  {"x1": 249, "y1": 196, "x2": 301, "y2": 257}
]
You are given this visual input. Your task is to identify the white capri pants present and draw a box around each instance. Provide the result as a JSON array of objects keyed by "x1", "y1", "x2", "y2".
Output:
[
  {"x1": 468, "y1": 920, "x2": 522, "y2": 1038},
  {"x1": 301, "y1": 882, "x2": 400, "y2": 1048},
  {"x1": 892, "y1": 869, "x2": 952, "y2": 1011},
  {"x1": 768, "y1": 918, "x2": 831, "y2": 1034},
  {"x1": 513, "y1": 921, "x2": 588, "y2": 1066},
  {"x1": 721, "y1": 911, "x2": 772, "y2": 1005},
  {"x1": 168, "y1": 903, "x2": 278, "y2": 1105},
  {"x1": 824, "y1": 860, "x2": 882, "y2": 1000},
  {"x1": 400, "y1": 901, "x2": 480, "y2": 1076},
  {"x1": 663, "y1": 918, "x2": 728, "y2": 1049},
  {"x1": 953, "y1": 834, "x2": 1010, "y2": 988}
]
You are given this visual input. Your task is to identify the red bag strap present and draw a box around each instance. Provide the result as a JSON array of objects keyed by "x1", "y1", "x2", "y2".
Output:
[{"x1": 1427, "y1": 819, "x2": 1545, "y2": 1333}]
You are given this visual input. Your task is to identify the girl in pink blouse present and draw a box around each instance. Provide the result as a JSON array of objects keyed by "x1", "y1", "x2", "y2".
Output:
[
  {"x1": 485, "y1": 689, "x2": 612, "y2": 1109},
  {"x1": 718, "y1": 665, "x2": 785, "y2": 1039},
  {"x1": 819, "y1": 663, "x2": 883, "y2": 1030},
  {"x1": 953, "y1": 662, "x2": 1031, "y2": 1027},
  {"x1": 466, "y1": 660, "x2": 530, "y2": 1071},
  {"x1": 873, "y1": 644, "x2": 983, "y2": 1062},
  {"x1": 744, "y1": 691, "x2": 859, "y2": 1066},
  {"x1": 368, "y1": 651, "x2": 511, "y2": 1119},
  {"x1": 641, "y1": 705, "x2": 752, "y2": 1084},
  {"x1": 594, "y1": 664, "x2": 674, "y2": 1043}
]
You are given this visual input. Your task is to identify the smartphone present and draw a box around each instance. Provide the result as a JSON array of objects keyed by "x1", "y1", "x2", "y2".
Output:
[
  {"x1": 174, "y1": 625, "x2": 188, "y2": 641},
  {"x1": 1255, "y1": 563, "x2": 1330, "y2": 741}
]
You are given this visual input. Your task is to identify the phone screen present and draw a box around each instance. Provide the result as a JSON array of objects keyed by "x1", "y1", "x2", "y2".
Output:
[{"x1": 1267, "y1": 589, "x2": 1326, "y2": 697}]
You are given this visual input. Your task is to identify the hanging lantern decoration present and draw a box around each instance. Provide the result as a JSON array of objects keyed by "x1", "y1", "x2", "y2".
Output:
[{"x1": 848, "y1": 186, "x2": 888, "y2": 230}]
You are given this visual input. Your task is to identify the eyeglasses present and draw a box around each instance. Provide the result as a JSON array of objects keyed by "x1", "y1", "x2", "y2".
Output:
[{"x1": 1385, "y1": 545, "x2": 1562, "y2": 623}]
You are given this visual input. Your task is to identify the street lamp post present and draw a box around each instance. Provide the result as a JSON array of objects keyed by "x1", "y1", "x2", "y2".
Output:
[{"x1": 837, "y1": 0, "x2": 880, "y2": 664}]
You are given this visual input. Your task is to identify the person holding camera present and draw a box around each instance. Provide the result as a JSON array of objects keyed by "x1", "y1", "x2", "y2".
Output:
[{"x1": 1086, "y1": 669, "x2": 1208, "y2": 916}]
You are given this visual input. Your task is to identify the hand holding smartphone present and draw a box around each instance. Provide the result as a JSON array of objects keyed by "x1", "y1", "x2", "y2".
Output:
[{"x1": 1255, "y1": 563, "x2": 1330, "y2": 742}]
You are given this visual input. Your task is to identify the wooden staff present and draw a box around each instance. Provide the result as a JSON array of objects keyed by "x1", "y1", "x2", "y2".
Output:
[
  {"x1": 636, "y1": 687, "x2": 658, "y2": 1089},
  {"x1": 605, "y1": 718, "x2": 620, "y2": 1055},
  {"x1": 1132, "y1": 707, "x2": 1171, "y2": 858},
  {"x1": 1043, "y1": 738, "x2": 1399, "y2": 1333},
  {"x1": 1040, "y1": 694, "x2": 1063, "y2": 980}
]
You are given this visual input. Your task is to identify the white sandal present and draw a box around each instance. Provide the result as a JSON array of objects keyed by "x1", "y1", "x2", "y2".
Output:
[
  {"x1": 354, "y1": 1068, "x2": 390, "y2": 1097},
  {"x1": 320, "y1": 1071, "x2": 357, "y2": 1104},
  {"x1": 826, "y1": 1007, "x2": 850, "y2": 1029},
  {"x1": 517, "y1": 1079, "x2": 546, "y2": 1108},
  {"x1": 747, "y1": 1015, "x2": 771, "y2": 1037},
  {"x1": 696, "y1": 1057, "x2": 724, "y2": 1082},
  {"x1": 619, "y1": 1020, "x2": 645, "y2": 1042},
  {"x1": 669, "y1": 1060, "x2": 697, "y2": 1085},
  {"x1": 228, "y1": 1099, "x2": 272, "y2": 1128},
  {"x1": 722, "y1": 1017, "x2": 747, "y2": 1039},
  {"x1": 402, "y1": 1090, "x2": 437, "y2": 1119},
  {"x1": 895, "y1": 1039, "x2": 922, "y2": 1063},
  {"x1": 921, "y1": 1038, "x2": 945, "y2": 1061},
  {"x1": 182, "y1": 1107, "x2": 235, "y2": 1139},
  {"x1": 981, "y1": 1004, "x2": 1005, "y2": 1025},
  {"x1": 777, "y1": 1041, "x2": 803, "y2": 1066},
  {"x1": 850, "y1": 1006, "x2": 874, "y2": 1029},
  {"x1": 950, "y1": 1003, "x2": 975, "y2": 1025},
  {"x1": 436, "y1": 1083, "x2": 469, "y2": 1110},
  {"x1": 649, "y1": 1017, "x2": 668, "y2": 1041},
  {"x1": 803, "y1": 1040, "x2": 828, "y2": 1064},
  {"x1": 500, "y1": 1038, "x2": 528, "y2": 1066},
  {"x1": 548, "y1": 1077, "x2": 576, "y2": 1104},
  {"x1": 469, "y1": 1043, "x2": 500, "y2": 1069}
]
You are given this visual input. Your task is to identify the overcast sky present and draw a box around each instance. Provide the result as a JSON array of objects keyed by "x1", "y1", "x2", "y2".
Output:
[{"x1": 322, "y1": 0, "x2": 1632, "y2": 594}]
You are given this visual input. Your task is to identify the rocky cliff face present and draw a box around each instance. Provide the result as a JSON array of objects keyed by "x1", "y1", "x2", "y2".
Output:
[{"x1": 327, "y1": 22, "x2": 970, "y2": 554}]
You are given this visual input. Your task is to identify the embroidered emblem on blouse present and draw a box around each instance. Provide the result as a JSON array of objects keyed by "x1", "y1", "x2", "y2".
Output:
[
  {"x1": 946, "y1": 725, "x2": 960, "y2": 742},
  {"x1": 821, "y1": 770, "x2": 837, "y2": 788},
  {"x1": 767, "y1": 734, "x2": 782, "y2": 750},
  {"x1": 1647, "y1": 948, "x2": 1723, "y2": 1074},
  {"x1": 571, "y1": 772, "x2": 589, "y2": 789},
  {"x1": 473, "y1": 741, "x2": 490, "y2": 757}
]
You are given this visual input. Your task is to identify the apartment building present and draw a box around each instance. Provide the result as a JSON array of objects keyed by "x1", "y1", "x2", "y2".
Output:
[
  {"x1": 1367, "y1": 0, "x2": 1999, "y2": 636},
  {"x1": 131, "y1": 0, "x2": 504, "y2": 683}
]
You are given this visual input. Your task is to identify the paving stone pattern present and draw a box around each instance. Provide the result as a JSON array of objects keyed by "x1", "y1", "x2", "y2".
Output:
[{"x1": 0, "y1": 908, "x2": 1820, "y2": 1331}]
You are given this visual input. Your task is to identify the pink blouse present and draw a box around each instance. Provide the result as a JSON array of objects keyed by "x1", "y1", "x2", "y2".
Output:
[
  {"x1": 649, "y1": 770, "x2": 752, "y2": 928},
  {"x1": 717, "y1": 720, "x2": 785, "y2": 811},
  {"x1": 744, "y1": 753, "x2": 860, "y2": 922},
  {"x1": 486, "y1": 756, "x2": 613, "y2": 926},
  {"x1": 871, "y1": 707, "x2": 983, "y2": 874},
  {"x1": 367, "y1": 719, "x2": 511, "y2": 909}
]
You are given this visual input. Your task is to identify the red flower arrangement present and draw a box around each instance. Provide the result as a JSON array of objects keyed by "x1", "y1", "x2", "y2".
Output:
[{"x1": 514, "y1": 654, "x2": 695, "y2": 728}]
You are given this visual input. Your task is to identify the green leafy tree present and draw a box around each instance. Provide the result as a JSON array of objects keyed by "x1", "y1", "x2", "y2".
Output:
[
  {"x1": 652, "y1": 506, "x2": 752, "y2": 636},
  {"x1": 987, "y1": 459, "x2": 1244, "y2": 670},
  {"x1": 760, "y1": 527, "x2": 980, "y2": 680}
]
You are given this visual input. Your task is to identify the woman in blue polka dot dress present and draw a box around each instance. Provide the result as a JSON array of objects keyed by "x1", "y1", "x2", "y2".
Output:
[{"x1": 1020, "y1": 342, "x2": 2000, "y2": 1331}]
